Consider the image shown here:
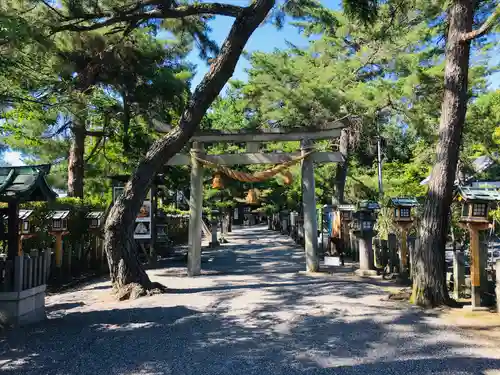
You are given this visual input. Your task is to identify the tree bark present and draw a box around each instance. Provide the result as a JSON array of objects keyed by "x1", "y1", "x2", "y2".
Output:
[
  {"x1": 103, "y1": 0, "x2": 275, "y2": 295},
  {"x1": 335, "y1": 128, "x2": 349, "y2": 203},
  {"x1": 411, "y1": 0, "x2": 472, "y2": 307},
  {"x1": 67, "y1": 109, "x2": 86, "y2": 198}
]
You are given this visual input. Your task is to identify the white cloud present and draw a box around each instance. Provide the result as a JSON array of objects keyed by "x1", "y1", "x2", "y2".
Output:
[{"x1": 2, "y1": 151, "x2": 24, "y2": 166}]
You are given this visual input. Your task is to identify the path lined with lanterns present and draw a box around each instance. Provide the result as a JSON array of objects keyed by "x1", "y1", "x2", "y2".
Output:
[{"x1": 2, "y1": 225, "x2": 500, "y2": 374}]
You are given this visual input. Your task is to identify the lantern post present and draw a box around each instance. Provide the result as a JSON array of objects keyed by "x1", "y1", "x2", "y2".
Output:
[
  {"x1": 338, "y1": 204, "x2": 355, "y2": 257},
  {"x1": 457, "y1": 186, "x2": 500, "y2": 310},
  {"x1": 351, "y1": 201, "x2": 379, "y2": 277},
  {"x1": 389, "y1": 197, "x2": 418, "y2": 280},
  {"x1": 48, "y1": 211, "x2": 70, "y2": 269},
  {"x1": 86, "y1": 211, "x2": 104, "y2": 265}
]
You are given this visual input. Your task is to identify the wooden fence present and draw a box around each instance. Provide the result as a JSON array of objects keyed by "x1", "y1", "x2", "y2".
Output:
[{"x1": 0, "y1": 251, "x2": 51, "y2": 292}]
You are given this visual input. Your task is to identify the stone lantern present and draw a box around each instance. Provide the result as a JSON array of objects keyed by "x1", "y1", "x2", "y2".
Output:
[
  {"x1": 351, "y1": 201, "x2": 379, "y2": 276},
  {"x1": 389, "y1": 197, "x2": 418, "y2": 277},
  {"x1": 18, "y1": 210, "x2": 34, "y2": 235},
  {"x1": 209, "y1": 209, "x2": 220, "y2": 247},
  {"x1": 457, "y1": 186, "x2": 500, "y2": 309}
]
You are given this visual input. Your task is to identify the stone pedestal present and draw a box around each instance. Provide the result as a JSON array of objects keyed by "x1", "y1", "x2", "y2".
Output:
[
  {"x1": 355, "y1": 233, "x2": 377, "y2": 277},
  {"x1": 0, "y1": 285, "x2": 47, "y2": 327}
]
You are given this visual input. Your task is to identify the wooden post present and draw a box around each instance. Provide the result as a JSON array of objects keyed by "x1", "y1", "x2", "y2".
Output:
[
  {"x1": 150, "y1": 183, "x2": 158, "y2": 265},
  {"x1": 301, "y1": 139, "x2": 319, "y2": 272},
  {"x1": 54, "y1": 233, "x2": 63, "y2": 268},
  {"x1": 7, "y1": 201, "x2": 19, "y2": 260},
  {"x1": 188, "y1": 142, "x2": 204, "y2": 277},
  {"x1": 453, "y1": 250, "x2": 465, "y2": 300},
  {"x1": 496, "y1": 259, "x2": 500, "y2": 314},
  {"x1": 400, "y1": 227, "x2": 408, "y2": 271},
  {"x1": 469, "y1": 226, "x2": 481, "y2": 309},
  {"x1": 14, "y1": 256, "x2": 23, "y2": 292}
]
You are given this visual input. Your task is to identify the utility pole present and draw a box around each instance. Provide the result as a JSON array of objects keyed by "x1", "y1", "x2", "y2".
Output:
[{"x1": 377, "y1": 122, "x2": 383, "y2": 196}]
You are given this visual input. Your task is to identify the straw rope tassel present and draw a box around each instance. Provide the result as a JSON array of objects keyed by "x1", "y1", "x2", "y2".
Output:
[{"x1": 191, "y1": 150, "x2": 315, "y2": 183}]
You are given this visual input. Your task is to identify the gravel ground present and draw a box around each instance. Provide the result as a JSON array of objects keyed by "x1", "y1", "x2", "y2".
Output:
[{"x1": 1, "y1": 226, "x2": 500, "y2": 375}]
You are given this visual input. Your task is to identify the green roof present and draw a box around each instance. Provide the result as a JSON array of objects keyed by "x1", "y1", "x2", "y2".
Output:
[
  {"x1": 0, "y1": 165, "x2": 57, "y2": 202},
  {"x1": 458, "y1": 186, "x2": 500, "y2": 202},
  {"x1": 358, "y1": 200, "x2": 380, "y2": 211},
  {"x1": 389, "y1": 197, "x2": 418, "y2": 207}
]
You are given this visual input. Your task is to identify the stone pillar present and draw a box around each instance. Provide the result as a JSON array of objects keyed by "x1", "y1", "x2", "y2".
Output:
[
  {"x1": 355, "y1": 233, "x2": 377, "y2": 276},
  {"x1": 388, "y1": 233, "x2": 398, "y2": 273},
  {"x1": 210, "y1": 218, "x2": 218, "y2": 248},
  {"x1": 452, "y1": 250, "x2": 465, "y2": 300},
  {"x1": 188, "y1": 142, "x2": 204, "y2": 277},
  {"x1": 301, "y1": 139, "x2": 319, "y2": 272},
  {"x1": 496, "y1": 259, "x2": 500, "y2": 314}
]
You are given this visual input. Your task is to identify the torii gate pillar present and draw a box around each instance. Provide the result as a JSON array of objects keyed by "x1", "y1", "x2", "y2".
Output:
[
  {"x1": 188, "y1": 142, "x2": 204, "y2": 276},
  {"x1": 301, "y1": 139, "x2": 319, "y2": 272}
]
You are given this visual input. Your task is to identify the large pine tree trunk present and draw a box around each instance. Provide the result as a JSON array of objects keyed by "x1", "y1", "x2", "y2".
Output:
[
  {"x1": 67, "y1": 114, "x2": 86, "y2": 198},
  {"x1": 335, "y1": 128, "x2": 349, "y2": 203},
  {"x1": 411, "y1": 0, "x2": 472, "y2": 307},
  {"x1": 103, "y1": 0, "x2": 275, "y2": 296}
]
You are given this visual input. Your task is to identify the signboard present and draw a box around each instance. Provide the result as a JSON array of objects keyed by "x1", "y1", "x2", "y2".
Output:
[
  {"x1": 113, "y1": 186, "x2": 152, "y2": 240},
  {"x1": 324, "y1": 256, "x2": 341, "y2": 266}
]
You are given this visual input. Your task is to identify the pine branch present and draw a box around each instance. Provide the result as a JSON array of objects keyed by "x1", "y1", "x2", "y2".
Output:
[
  {"x1": 85, "y1": 136, "x2": 104, "y2": 162},
  {"x1": 460, "y1": 4, "x2": 500, "y2": 41},
  {"x1": 52, "y1": 3, "x2": 246, "y2": 33},
  {"x1": 42, "y1": 120, "x2": 72, "y2": 139}
]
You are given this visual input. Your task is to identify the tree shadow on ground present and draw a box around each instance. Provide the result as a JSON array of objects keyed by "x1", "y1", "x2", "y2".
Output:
[
  {"x1": 2, "y1": 226, "x2": 498, "y2": 374},
  {"x1": 0, "y1": 303, "x2": 498, "y2": 375}
]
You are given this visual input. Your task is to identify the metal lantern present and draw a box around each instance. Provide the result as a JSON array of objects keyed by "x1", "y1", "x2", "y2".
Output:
[
  {"x1": 86, "y1": 211, "x2": 104, "y2": 229},
  {"x1": 390, "y1": 197, "x2": 418, "y2": 224},
  {"x1": 48, "y1": 210, "x2": 69, "y2": 232},
  {"x1": 212, "y1": 172, "x2": 224, "y2": 189},
  {"x1": 351, "y1": 201, "x2": 379, "y2": 235},
  {"x1": 458, "y1": 186, "x2": 500, "y2": 224},
  {"x1": 18, "y1": 210, "x2": 33, "y2": 235}
]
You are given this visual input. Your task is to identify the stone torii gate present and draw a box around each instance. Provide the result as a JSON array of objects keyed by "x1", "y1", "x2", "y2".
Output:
[{"x1": 164, "y1": 120, "x2": 349, "y2": 276}]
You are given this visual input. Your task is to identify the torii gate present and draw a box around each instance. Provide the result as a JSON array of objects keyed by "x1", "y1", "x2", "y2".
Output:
[{"x1": 164, "y1": 119, "x2": 350, "y2": 276}]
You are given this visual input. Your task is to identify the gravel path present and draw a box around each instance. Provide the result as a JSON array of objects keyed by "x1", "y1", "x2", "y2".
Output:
[{"x1": 1, "y1": 226, "x2": 500, "y2": 375}]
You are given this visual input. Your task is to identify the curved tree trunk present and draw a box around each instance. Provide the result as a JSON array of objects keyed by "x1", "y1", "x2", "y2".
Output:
[
  {"x1": 412, "y1": 0, "x2": 472, "y2": 307},
  {"x1": 335, "y1": 128, "x2": 349, "y2": 204},
  {"x1": 67, "y1": 111, "x2": 86, "y2": 198},
  {"x1": 103, "y1": 0, "x2": 275, "y2": 295}
]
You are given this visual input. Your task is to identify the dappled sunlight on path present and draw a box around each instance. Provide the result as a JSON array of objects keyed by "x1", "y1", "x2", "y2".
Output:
[{"x1": 1, "y1": 226, "x2": 500, "y2": 374}]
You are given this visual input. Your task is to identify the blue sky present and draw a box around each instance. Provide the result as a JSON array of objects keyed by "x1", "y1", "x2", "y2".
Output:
[
  {"x1": 185, "y1": 0, "x2": 341, "y2": 89},
  {"x1": 3, "y1": 0, "x2": 499, "y2": 166}
]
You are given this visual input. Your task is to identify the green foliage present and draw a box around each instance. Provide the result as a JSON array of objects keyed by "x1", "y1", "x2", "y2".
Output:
[{"x1": 0, "y1": 197, "x2": 106, "y2": 257}]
